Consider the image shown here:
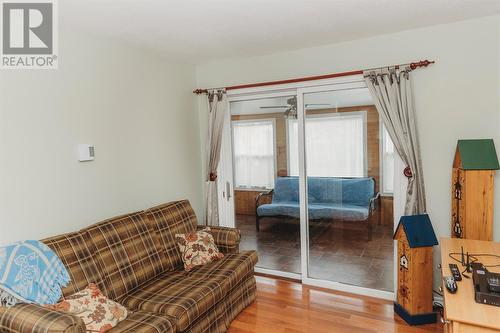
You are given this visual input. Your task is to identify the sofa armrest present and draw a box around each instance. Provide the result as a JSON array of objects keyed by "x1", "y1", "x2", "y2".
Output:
[
  {"x1": 369, "y1": 192, "x2": 381, "y2": 214},
  {"x1": 255, "y1": 189, "x2": 274, "y2": 212},
  {"x1": 0, "y1": 303, "x2": 86, "y2": 333},
  {"x1": 198, "y1": 225, "x2": 241, "y2": 254},
  {"x1": 368, "y1": 192, "x2": 380, "y2": 214}
]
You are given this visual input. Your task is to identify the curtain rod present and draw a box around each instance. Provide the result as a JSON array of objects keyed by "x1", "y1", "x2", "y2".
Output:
[{"x1": 193, "y1": 59, "x2": 434, "y2": 94}]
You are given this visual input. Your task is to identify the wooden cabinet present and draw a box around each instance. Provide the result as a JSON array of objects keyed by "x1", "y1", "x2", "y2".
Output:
[
  {"x1": 441, "y1": 238, "x2": 500, "y2": 333},
  {"x1": 445, "y1": 322, "x2": 499, "y2": 333}
]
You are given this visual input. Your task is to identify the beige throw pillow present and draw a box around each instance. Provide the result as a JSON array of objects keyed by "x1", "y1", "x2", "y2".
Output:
[
  {"x1": 175, "y1": 227, "x2": 224, "y2": 271},
  {"x1": 46, "y1": 284, "x2": 127, "y2": 333}
]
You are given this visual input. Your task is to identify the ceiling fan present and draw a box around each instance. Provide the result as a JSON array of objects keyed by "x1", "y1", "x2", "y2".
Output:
[{"x1": 259, "y1": 96, "x2": 331, "y2": 119}]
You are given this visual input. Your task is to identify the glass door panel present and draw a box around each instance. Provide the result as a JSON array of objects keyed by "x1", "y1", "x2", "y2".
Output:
[
  {"x1": 301, "y1": 87, "x2": 394, "y2": 292},
  {"x1": 229, "y1": 94, "x2": 302, "y2": 275}
]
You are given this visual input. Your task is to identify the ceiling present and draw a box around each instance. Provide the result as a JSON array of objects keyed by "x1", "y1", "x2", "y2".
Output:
[
  {"x1": 61, "y1": 0, "x2": 500, "y2": 64},
  {"x1": 230, "y1": 88, "x2": 373, "y2": 115}
]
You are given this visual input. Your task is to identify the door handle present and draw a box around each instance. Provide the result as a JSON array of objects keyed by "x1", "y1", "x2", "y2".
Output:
[{"x1": 226, "y1": 181, "x2": 232, "y2": 201}]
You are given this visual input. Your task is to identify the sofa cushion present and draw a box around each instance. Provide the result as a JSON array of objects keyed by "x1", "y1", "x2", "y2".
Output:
[
  {"x1": 145, "y1": 200, "x2": 198, "y2": 271},
  {"x1": 82, "y1": 211, "x2": 165, "y2": 300},
  {"x1": 307, "y1": 177, "x2": 375, "y2": 206},
  {"x1": 271, "y1": 176, "x2": 375, "y2": 206},
  {"x1": 257, "y1": 202, "x2": 369, "y2": 220},
  {"x1": 109, "y1": 311, "x2": 175, "y2": 333},
  {"x1": 43, "y1": 232, "x2": 109, "y2": 298},
  {"x1": 120, "y1": 250, "x2": 258, "y2": 331},
  {"x1": 273, "y1": 177, "x2": 300, "y2": 203},
  {"x1": 179, "y1": 295, "x2": 228, "y2": 333},
  {"x1": 181, "y1": 276, "x2": 256, "y2": 333}
]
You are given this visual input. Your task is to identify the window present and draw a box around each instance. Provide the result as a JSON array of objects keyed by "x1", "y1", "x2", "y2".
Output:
[
  {"x1": 381, "y1": 124, "x2": 395, "y2": 194},
  {"x1": 232, "y1": 120, "x2": 275, "y2": 189},
  {"x1": 288, "y1": 112, "x2": 366, "y2": 177}
]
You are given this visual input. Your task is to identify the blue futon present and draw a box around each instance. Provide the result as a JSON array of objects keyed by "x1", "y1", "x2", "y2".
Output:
[{"x1": 255, "y1": 177, "x2": 380, "y2": 240}]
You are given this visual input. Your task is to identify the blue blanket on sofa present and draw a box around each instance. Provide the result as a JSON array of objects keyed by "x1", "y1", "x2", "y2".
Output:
[{"x1": 0, "y1": 240, "x2": 70, "y2": 307}]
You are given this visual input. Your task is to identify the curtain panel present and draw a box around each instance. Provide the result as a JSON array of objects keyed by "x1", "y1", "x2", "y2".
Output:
[
  {"x1": 364, "y1": 67, "x2": 426, "y2": 215},
  {"x1": 205, "y1": 90, "x2": 227, "y2": 226}
]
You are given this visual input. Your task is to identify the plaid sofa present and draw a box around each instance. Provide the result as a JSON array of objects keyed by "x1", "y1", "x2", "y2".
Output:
[{"x1": 0, "y1": 200, "x2": 257, "y2": 333}]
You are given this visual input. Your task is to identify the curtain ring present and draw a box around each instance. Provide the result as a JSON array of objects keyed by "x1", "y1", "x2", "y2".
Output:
[
  {"x1": 402, "y1": 69, "x2": 410, "y2": 80},
  {"x1": 208, "y1": 91, "x2": 215, "y2": 103},
  {"x1": 365, "y1": 74, "x2": 377, "y2": 85}
]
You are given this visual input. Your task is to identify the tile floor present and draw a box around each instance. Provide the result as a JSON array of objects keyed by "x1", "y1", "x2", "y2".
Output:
[{"x1": 237, "y1": 214, "x2": 394, "y2": 292}]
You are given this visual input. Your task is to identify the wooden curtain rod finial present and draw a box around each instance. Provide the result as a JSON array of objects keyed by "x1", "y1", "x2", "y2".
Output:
[
  {"x1": 409, "y1": 60, "x2": 435, "y2": 70},
  {"x1": 193, "y1": 89, "x2": 208, "y2": 95}
]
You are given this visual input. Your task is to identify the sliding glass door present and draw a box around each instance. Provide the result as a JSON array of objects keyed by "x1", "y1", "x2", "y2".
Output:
[
  {"x1": 297, "y1": 84, "x2": 394, "y2": 296},
  {"x1": 223, "y1": 79, "x2": 395, "y2": 297},
  {"x1": 228, "y1": 94, "x2": 303, "y2": 277}
]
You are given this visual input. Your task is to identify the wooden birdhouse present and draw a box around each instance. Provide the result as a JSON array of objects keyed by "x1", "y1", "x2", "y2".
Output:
[
  {"x1": 451, "y1": 139, "x2": 499, "y2": 240},
  {"x1": 394, "y1": 214, "x2": 438, "y2": 325}
]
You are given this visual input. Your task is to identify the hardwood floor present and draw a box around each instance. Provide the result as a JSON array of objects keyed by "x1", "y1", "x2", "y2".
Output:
[{"x1": 227, "y1": 276, "x2": 443, "y2": 333}]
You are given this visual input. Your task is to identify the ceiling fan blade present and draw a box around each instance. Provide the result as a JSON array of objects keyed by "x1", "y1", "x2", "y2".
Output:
[
  {"x1": 305, "y1": 103, "x2": 331, "y2": 106},
  {"x1": 260, "y1": 106, "x2": 289, "y2": 109}
]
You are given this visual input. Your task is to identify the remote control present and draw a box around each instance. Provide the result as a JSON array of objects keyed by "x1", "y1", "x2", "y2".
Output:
[
  {"x1": 444, "y1": 276, "x2": 458, "y2": 294},
  {"x1": 449, "y1": 263, "x2": 462, "y2": 281}
]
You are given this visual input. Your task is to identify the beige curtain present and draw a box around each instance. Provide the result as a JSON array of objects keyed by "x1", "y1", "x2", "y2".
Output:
[
  {"x1": 205, "y1": 90, "x2": 227, "y2": 226},
  {"x1": 364, "y1": 67, "x2": 426, "y2": 215}
]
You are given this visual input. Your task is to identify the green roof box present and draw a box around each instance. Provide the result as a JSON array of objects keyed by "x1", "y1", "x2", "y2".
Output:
[{"x1": 454, "y1": 139, "x2": 500, "y2": 170}]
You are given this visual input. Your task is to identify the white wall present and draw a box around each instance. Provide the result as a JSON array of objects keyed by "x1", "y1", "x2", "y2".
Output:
[
  {"x1": 196, "y1": 15, "x2": 500, "y2": 288},
  {"x1": 0, "y1": 29, "x2": 203, "y2": 244}
]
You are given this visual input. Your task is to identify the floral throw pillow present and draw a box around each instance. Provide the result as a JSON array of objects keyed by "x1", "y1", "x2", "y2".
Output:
[
  {"x1": 175, "y1": 227, "x2": 224, "y2": 271},
  {"x1": 46, "y1": 284, "x2": 127, "y2": 333}
]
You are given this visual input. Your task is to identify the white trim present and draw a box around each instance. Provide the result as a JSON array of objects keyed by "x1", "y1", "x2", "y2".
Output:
[
  {"x1": 233, "y1": 187, "x2": 270, "y2": 192},
  {"x1": 227, "y1": 90, "x2": 296, "y2": 102},
  {"x1": 231, "y1": 118, "x2": 277, "y2": 190},
  {"x1": 253, "y1": 269, "x2": 394, "y2": 300},
  {"x1": 297, "y1": 89, "x2": 309, "y2": 284},
  {"x1": 379, "y1": 121, "x2": 395, "y2": 196},
  {"x1": 379, "y1": 119, "x2": 385, "y2": 195},
  {"x1": 254, "y1": 267, "x2": 302, "y2": 280},
  {"x1": 226, "y1": 75, "x2": 365, "y2": 98},
  {"x1": 301, "y1": 277, "x2": 395, "y2": 300},
  {"x1": 297, "y1": 80, "x2": 367, "y2": 94},
  {"x1": 285, "y1": 117, "x2": 292, "y2": 175},
  {"x1": 217, "y1": 105, "x2": 235, "y2": 228},
  {"x1": 393, "y1": 153, "x2": 406, "y2": 296}
]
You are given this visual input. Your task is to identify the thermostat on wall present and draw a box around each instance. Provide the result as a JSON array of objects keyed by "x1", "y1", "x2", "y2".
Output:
[{"x1": 78, "y1": 144, "x2": 95, "y2": 162}]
